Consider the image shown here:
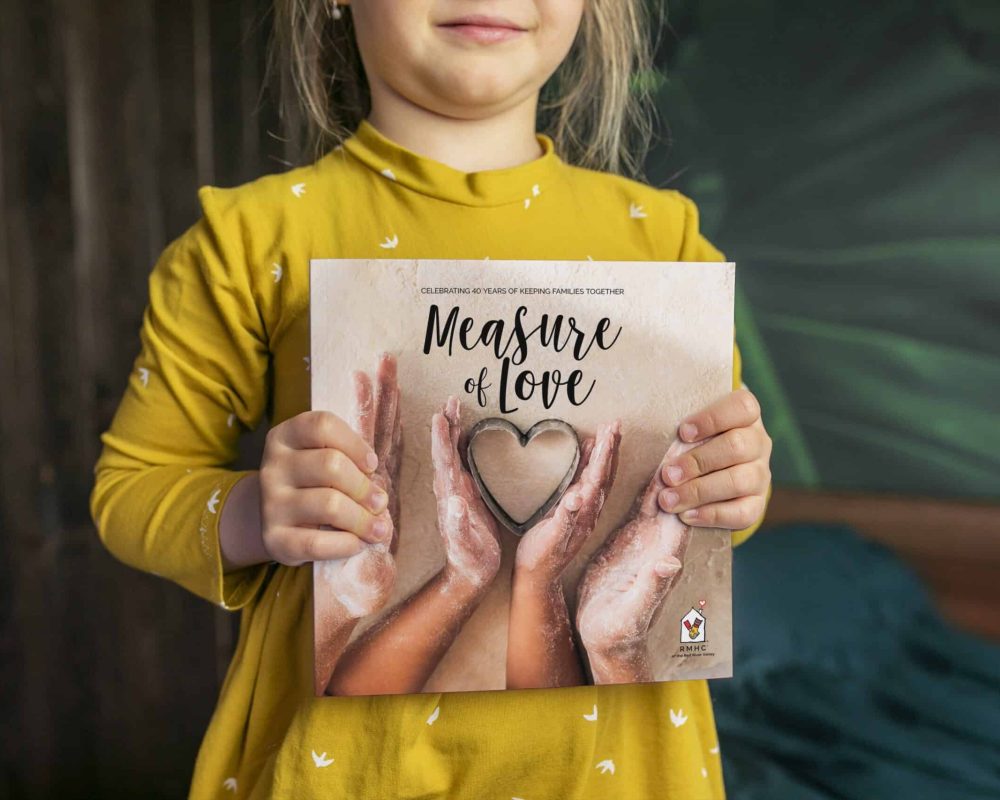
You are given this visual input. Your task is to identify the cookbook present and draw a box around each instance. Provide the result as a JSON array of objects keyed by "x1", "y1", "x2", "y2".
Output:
[{"x1": 310, "y1": 258, "x2": 735, "y2": 696}]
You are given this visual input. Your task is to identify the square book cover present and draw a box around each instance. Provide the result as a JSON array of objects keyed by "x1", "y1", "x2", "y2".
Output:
[{"x1": 310, "y1": 258, "x2": 735, "y2": 697}]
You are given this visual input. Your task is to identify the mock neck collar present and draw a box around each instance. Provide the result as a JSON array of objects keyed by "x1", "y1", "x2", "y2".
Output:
[{"x1": 338, "y1": 118, "x2": 562, "y2": 207}]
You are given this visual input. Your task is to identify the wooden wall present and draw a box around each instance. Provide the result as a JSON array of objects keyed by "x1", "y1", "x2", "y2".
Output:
[{"x1": 0, "y1": 2, "x2": 292, "y2": 796}]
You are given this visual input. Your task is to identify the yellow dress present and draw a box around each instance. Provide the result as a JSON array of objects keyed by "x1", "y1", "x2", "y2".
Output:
[{"x1": 90, "y1": 118, "x2": 771, "y2": 799}]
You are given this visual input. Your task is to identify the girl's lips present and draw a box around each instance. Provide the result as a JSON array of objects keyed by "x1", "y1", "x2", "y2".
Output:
[{"x1": 438, "y1": 20, "x2": 527, "y2": 44}]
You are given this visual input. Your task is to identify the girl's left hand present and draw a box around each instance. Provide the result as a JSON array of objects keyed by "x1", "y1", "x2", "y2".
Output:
[{"x1": 657, "y1": 387, "x2": 772, "y2": 530}]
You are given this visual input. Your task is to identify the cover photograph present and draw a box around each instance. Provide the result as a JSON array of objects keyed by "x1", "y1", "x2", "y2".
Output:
[{"x1": 310, "y1": 258, "x2": 735, "y2": 697}]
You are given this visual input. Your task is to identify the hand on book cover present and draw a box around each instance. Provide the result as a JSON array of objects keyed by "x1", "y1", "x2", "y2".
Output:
[
  {"x1": 514, "y1": 419, "x2": 622, "y2": 583},
  {"x1": 506, "y1": 420, "x2": 622, "y2": 689},
  {"x1": 313, "y1": 353, "x2": 402, "y2": 695},
  {"x1": 575, "y1": 433, "x2": 707, "y2": 684},
  {"x1": 430, "y1": 395, "x2": 503, "y2": 590},
  {"x1": 322, "y1": 354, "x2": 403, "y2": 618}
]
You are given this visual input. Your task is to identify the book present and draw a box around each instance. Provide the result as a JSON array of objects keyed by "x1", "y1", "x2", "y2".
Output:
[{"x1": 310, "y1": 258, "x2": 735, "y2": 696}]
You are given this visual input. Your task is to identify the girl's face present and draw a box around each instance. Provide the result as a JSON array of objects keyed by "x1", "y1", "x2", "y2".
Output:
[{"x1": 344, "y1": 0, "x2": 585, "y2": 119}]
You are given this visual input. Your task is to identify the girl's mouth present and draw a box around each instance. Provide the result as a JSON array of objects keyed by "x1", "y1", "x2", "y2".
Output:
[{"x1": 438, "y1": 15, "x2": 528, "y2": 44}]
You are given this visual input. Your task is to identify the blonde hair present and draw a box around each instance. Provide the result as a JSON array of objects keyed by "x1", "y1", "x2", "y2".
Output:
[{"x1": 266, "y1": 0, "x2": 664, "y2": 179}]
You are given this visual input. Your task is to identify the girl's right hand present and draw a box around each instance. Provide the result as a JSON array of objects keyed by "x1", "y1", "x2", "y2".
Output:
[{"x1": 259, "y1": 363, "x2": 397, "y2": 567}]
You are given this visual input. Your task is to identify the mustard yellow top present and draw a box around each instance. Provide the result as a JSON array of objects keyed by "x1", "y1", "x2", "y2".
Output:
[{"x1": 90, "y1": 118, "x2": 771, "y2": 799}]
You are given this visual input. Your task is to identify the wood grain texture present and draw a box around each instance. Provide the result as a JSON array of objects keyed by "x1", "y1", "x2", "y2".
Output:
[{"x1": 0, "y1": 1, "x2": 285, "y2": 796}]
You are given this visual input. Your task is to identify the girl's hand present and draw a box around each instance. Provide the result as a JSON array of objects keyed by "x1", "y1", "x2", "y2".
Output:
[
  {"x1": 430, "y1": 396, "x2": 502, "y2": 592},
  {"x1": 657, "y1": 387, "x2": 772, "y2": 530},
  {"x1": 514, "y1": 420, "x2": 621, "y2": 587},
  {"x1": 258, "y1": 355, "x2": 397, "y2": 566}
]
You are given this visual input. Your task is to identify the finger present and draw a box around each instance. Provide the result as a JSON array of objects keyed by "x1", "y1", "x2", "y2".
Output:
[
  {"x1": 636, "y1": 459, "x2": 667, "y2": 518},
  {"x1": 352, "y1": 371, "x2": 377, "y2": 449},
  {"x1": 390, "y1": 384, "x2": 402, "y2": 460},
  {"x1": 591, "y1": 419, "x2": 621, "y2": 489},
  {"x1": 373, "y1": 353, "x2": 398, "y2": 463},
  {"x1": 295, "y1": 487, "x2": 394, "y2": 544},
  {"x1": 549, "y1": 493, "x2": 583, "y2": 552},
  {"x1": 640, "y1": 556, "x2": 683, "y2": 603},
  {"x1": 659, "y1": 460, "x2": 770, "y2": 517},
  {"x1": 677, "y1": 387, "x2": 761, "y2": 443},
  {"x1": 662, "y1": 426, "x2": 765, "y2": 488},
  {"x1": 430, "y1": 410, "x2": 460, "y2": 500},
  {"x1": 606, "y1": 419, "x2": 623, "y2": 486},
  {"x1": 445, "y1": 395, "x2": 461, "y2": 451},
  {"x1": 676, "y1": 493, "x2": 768, "y2": 530},
  {"x1": 290, "y1": 447, "x2": 389, "y2": 515},
  {"x1": 270, "y1": 525, "x2": 366, "y2": 565},
  {"x1": 571, "y1": 435, "x2": 596, "y2": 484},
  {"x1": 282, "y1": 409, "x2": 378, "y2": 474}
]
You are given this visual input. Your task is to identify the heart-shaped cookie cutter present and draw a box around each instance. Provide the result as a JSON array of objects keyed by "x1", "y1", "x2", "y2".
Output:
[{"x1": 465, "y1": 417, "x2": 581, "y2": 536}]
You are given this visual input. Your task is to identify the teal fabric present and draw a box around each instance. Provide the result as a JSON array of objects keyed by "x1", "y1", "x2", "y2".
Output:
[
  {"x1": 712, "y1": 524, "x2": 1000, "y2": 798},
  {"x1": 651, "y1": 0, "x2": 1000, "y2": 498}
]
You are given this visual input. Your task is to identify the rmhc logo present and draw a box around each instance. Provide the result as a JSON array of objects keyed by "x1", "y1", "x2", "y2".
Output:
[{"x1": 680, "y1": 607, "x2": 707, "y2": 644}]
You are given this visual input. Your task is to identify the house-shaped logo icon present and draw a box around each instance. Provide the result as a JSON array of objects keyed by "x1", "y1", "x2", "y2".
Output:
[{"x1": 680, "y1": 607, "x2": 707, "y2": 643}]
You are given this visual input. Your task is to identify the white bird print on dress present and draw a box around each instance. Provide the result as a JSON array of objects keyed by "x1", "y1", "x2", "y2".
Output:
[
  {"x1": 311, "y1": 750, "x2": 334, "y2": 768},
  {"x1": 426, "y1": 706, "x2": 440, "y2": 725},
  {"x1": 670, "y1": 708, "x2": 688, "y2": 728},
  {"x1": 629, "y1": 202, "x2": 647, "y2": 218},
  {"x1": 709, "y1": 745, "x2": 720, "y2": 754},
  {"x1": 381, "y1": 168, "x2": 397, "y2": 181},
  {"x1": 595, "y1": 759, "x2": 616, "y2": 775},
  {"x1": 532, "y1": 183, "x2": 540, "y2": 196},
  {"x1": 523, "y1": 197, "x2": 531, "y2": 209},
  {"x1": 138, "y1": 367, "x2": 149, "y2": 388},
  {"x1": 291, "y1": 182, "x2": 306, "y2": 198},
  {"x1": 701, "y1": 767, "x2": 709, "y2": 778},
  {"x1": 207, "y1": 489, "x2": 221, "y2": 514},
  {"x1": 379, "y1": 234, "x2": 399, "y2": 249},
  {"x1": 271, "y1": 263, "x2": 283, "y2": 283},
  {"x1": 583, "y1": 705, "x2": 598, "y2": 721},
  {"x1": 222, "y1": 776, "x2": 237, "y2": 792}
]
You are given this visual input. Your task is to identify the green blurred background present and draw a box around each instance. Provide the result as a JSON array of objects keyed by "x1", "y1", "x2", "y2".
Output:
[{"x1": 649, "y1": 0, "x2": 999, "y2": 499}]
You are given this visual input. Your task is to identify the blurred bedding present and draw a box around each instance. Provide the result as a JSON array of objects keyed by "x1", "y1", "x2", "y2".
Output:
[{"x1": 712, "y1": 523, "x2": 1000, "y2": 799}]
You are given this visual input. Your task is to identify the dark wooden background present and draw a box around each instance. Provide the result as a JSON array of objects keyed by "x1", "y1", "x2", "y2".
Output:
[{"x1": 0, "y1": 1, "x2": 298, "y2": 796}]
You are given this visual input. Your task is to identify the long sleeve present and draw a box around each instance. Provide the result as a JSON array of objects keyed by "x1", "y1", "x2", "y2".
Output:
[
  {"x1": 89, "y1": 186, "x2": 271, "y2": 608},
  {"x1": 673, "y1": 190, "x2": 772, "y2": 548}
]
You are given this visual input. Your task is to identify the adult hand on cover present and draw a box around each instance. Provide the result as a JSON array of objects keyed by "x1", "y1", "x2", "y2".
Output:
[
  {"x1": 658, "y1": 386, "x2": 772, "y2": 530},
  {"x1": 430, "y1": 396, "x2": 502, "y2": 592},
  {"x1": 514, "y1": 419, "x2": 622, "y2": 586},
  {"x1": 319, "y1": 352, "x2": 401, "y2": 618},
  {"x1": 575, "y1": 434, "x2": 704, "y2": 682}
]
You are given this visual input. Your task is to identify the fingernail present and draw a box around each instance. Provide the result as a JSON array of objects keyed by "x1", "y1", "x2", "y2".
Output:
[
  {"x1": 681, "y1": 508, "x2": 699, "y2": 520},
  {"x1": 366, "y1": 451, "x2": 379, "y2": 471},
  {"x1": 447, "y1": 496, "x2": 465, "y2": 518},
  {"x1": 565, "y1": 491, "x2": 582, "y2": 511},
  {"x1": 666, "y1": 465, "x2": 683, "y2": 484},
  {"x1": 662, "y1": 490, "x2": 679, "y2": 509},
  {"x1": 372, "y1": 518, "x2": 391, "y2": 540},
  {"x1": 681, "y1": 423, "x2": 697, "y2": 441},
  {"x1": 369, "y1": 489, "x2": 388, "y2": 513}
]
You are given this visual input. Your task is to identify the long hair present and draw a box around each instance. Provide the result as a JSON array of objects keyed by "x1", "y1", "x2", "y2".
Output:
[{"x1": 266, "y1": 1, "x2": 664, "y2": 179}]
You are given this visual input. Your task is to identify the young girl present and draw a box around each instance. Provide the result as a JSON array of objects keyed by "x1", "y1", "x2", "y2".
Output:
[{"x1": 90, "y1": 0, "x2": 773, "y2": 797}]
